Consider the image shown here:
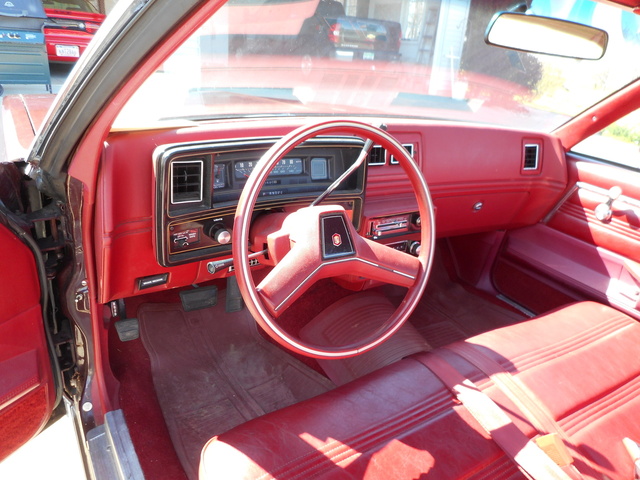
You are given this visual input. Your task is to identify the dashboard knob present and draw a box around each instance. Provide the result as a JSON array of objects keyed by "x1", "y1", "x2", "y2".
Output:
[
  {"x1": 214, "y1": 228, "x2": 232, "y2": 245},
  {"x1": 208, "y1": 223, "x2": 232, "y2": 244},
  {"x1": 409, "y1": 241, "x2": 421, "y2": 256}
]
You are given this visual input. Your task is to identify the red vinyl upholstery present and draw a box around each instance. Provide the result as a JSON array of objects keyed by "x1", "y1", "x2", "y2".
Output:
[
  {"x1": 199, "y1": 302, "x2": 640, "y2": 479},
  {"x1": 0, "y1": 222, "x2": 55, "y2": 462}
]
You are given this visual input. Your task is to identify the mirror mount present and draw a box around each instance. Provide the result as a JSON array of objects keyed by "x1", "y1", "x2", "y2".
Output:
[{"x1": 508, "y1": 3, "x2": 528, "y2": 13}]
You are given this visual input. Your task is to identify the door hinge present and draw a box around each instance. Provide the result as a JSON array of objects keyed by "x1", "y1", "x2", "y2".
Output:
[{"x1": 75, "y1": 281, "x2": 90, "y2": 313}]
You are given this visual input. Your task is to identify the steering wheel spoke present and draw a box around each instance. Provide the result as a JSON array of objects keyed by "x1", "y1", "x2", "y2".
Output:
[
  {"x1": 257, "y1": 205, "x2": 358, "y2": 315},
  {"x1": 256, "y1": 243, "x2": 320, "y2": 317},
  {"x1": 347, "y1": 236, "x2": 421, "y2": 287}
]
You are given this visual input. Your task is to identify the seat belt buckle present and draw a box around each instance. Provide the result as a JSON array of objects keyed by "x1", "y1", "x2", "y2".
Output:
[
  {"x1": 535, "y1": 433, "x2": 573, "y2": 467},
  {"x1": 623, "y1": 438, "x2": 640, "y2": 480}
]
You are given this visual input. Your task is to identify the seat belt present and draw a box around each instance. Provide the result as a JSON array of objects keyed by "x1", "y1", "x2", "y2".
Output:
[
  {"x1": 447, "y1": 342, "x2": 585, "y2": 479},
  {"x1": 623, "y1": 438, "x2": 640, "y2": 480},
  {"x1": 414, "y1": 352, "x2": 573, "y2": 480}
]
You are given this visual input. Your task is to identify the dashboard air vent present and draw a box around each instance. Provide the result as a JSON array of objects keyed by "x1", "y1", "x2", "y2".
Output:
[
  {"x1": 390, "y1": 144, "x2": 415, "y2": 164},
  {"x1": 368, "y1": 146, "x2": 386, "y2": 166},
  {"x1": 523, "y1": 144, "x2": 539, "y2": 170},
  {"x1": 171, "y1": 160, "x2": 203, "y2": 204}
]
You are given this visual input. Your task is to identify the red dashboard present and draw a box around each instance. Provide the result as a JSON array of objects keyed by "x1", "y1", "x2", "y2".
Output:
[{"x1": 95, "y1": 118, "x2": 567, "y2": 303}]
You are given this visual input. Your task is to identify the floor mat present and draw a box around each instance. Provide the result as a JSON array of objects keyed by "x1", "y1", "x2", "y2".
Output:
[
  {"x1": 138, "y1": 290, "x2": 336, "y2": 480},
  {"x1": 409, "y1": 256, "x2": 526, "y2": 347}
]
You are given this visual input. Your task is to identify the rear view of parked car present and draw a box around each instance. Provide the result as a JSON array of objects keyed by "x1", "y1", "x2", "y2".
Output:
[
  {"x1": 42, "y1": 0, "x2": 104, "y2": 62},
  {"x1": 0, "y1": 0, "x2": 51, "y2": 93},
  {"x1": 218, "y1": 0, "x2": 401, "y2": 61},
  {"x1": 298, "y1": 0, "x2": 402, "y2": 60}
]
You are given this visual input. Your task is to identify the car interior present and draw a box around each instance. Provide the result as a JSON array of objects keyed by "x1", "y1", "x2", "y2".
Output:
[
  {"x1": 99, "y1": 105, "x2": 640, "y2": 480},
  {"x1": 4, "y1": 0, "x2": 640, "y2": 479}
]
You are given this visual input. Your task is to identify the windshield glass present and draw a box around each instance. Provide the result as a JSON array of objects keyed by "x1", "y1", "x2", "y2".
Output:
[{"x1": 114, "y1": 0, "x2": 640, "y2": 131}]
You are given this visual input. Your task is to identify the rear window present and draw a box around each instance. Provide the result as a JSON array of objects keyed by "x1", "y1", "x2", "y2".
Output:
[
  {"x1": 0, "y1": 0, "x2": 46, "y2": 18},
  {"x1": 41, "y1": 0, "x2": 98, "y2": 13}
]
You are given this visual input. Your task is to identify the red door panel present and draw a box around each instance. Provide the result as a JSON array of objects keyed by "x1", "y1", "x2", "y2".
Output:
[
  {"x1": 548, "y1": 159, "x2": 640, "y2": 259},
  {"x1": 495, "y1": 156, "x2": 640, "y2": 317},
  {"x1": 0, "y1": 221, "x2": 55, "y2": 461}
]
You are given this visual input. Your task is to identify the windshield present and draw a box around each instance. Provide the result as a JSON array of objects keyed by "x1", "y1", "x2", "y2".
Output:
[{"x1": 114, "y1": 0, "x2": 640, "y2": 131}]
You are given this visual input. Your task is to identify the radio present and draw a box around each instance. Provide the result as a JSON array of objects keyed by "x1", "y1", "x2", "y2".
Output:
[{"x1": 367, "y1": 213, "x2": 420, "y2": 239}]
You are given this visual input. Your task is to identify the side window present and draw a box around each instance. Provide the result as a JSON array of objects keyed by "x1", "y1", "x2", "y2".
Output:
[{"x1": 572, "y1": 109, "x2": 640, "y2": 168}]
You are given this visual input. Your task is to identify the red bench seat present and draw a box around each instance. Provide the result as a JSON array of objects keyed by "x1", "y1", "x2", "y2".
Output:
[{"x1": 200, "y1": 302, "x2": 640, "y2": 479}]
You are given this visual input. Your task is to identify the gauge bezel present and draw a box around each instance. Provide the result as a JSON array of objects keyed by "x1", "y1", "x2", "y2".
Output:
[{"x1": 153, "y1": 136, "x2": 367, "y2": 267}]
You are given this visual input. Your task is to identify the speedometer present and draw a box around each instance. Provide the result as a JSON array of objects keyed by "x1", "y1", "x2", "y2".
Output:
[
  {"x1": 234, "y1": 157, "x2": 303, "y2": 179},
  {"x1": 273, "y1": 158, "x2": 303, "y2": 175},
  {"x1": 234, "y1": 160, "x2": 257, "y2": 179}
]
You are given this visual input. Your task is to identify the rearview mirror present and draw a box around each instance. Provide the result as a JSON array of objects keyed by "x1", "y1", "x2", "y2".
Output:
[{"x1": 485, "y1": 12, "x2": 608, "y2": 60}]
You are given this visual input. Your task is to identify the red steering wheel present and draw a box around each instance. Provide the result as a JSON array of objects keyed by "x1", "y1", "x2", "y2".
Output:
[{"x1": 233, "y1": 120, "x2": 435, "y2": 359}]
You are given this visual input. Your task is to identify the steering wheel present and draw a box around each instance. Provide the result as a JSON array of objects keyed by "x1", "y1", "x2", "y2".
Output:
[{"x1": 233, "y1": 120, "x2": 435, "y2": 359}]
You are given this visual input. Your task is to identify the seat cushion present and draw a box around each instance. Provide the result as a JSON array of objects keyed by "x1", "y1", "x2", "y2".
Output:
[
  {"x1": 200, "y1": 301, "x2": 640, "y2": 479},
  {"x1": 441, "y1": 301, "x2": 640, "y2": 480},
  {"x1": 200, "y1": 356, "x2": 524, "y2": 479}
]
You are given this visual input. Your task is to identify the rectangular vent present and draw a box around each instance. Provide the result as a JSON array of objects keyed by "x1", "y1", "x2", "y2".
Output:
[
  {"x1": 390, "y1": 144, "x2": 415, "y2": 164},
  {"x1": 368, "y1": 146, "x2": 386, "y2": 166},
  {"x1": 171, "y1": 160, "x2": 204, "y2": 204},
  {"x1": 523, "y1": 144, "x2": 539, "y2": 170}
]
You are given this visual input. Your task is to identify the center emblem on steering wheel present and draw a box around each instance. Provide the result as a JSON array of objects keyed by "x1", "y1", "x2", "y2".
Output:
[{"x1": 332, "y1": 233, "x2": 342, "y2": 246}]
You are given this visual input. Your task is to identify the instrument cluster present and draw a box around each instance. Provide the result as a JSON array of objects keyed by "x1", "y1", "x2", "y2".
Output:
[{"x1": 154, "y1": 137, "x2": 367, "y2": 266}]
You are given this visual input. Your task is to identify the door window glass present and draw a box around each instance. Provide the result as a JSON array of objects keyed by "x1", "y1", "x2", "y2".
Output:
[{"x1": 572, "y1": 109, "x2": 640, "y2": 168}]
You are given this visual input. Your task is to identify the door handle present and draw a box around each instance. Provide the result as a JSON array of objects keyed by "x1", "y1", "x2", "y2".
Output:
[{"x1": 594, "y1": 186, "x2": 622, "y2": 222}]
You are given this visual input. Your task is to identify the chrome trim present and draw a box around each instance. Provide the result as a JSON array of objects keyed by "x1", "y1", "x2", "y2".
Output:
[
  {"x1": 389, "y1": 144, "x2": 415, "y2": 165},
  {"x1": 496, "y1": 294, "x2": 536, "y2": 318},
  {"x1": 87, "y1": 410, "x2": 144, "y2": 480},
  {"x1": 170, "y1": 159, "x2": 204, "y2": 205},
  {"x1": 523, "y1": 143, "x2": 539, "y2": 170},
  {"x1": 367, "y1": 145, "x2": 386, "y2": 166}
]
